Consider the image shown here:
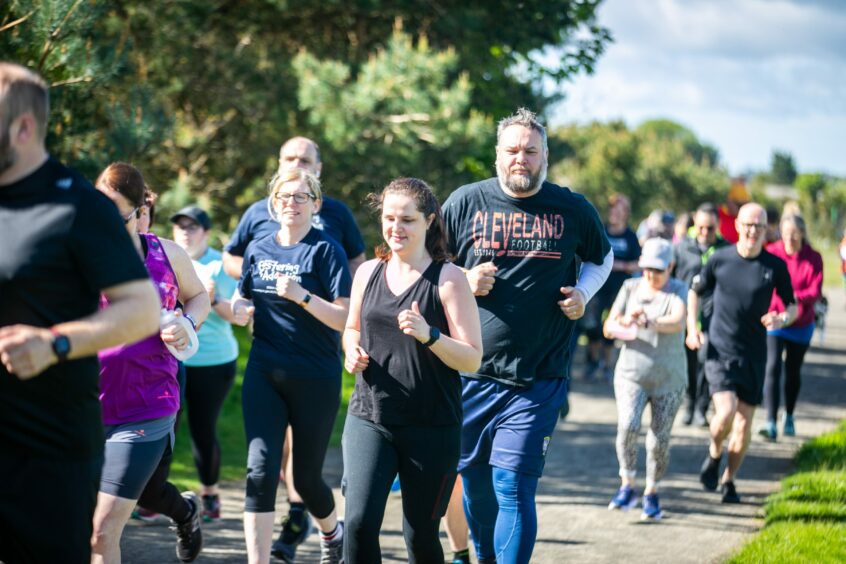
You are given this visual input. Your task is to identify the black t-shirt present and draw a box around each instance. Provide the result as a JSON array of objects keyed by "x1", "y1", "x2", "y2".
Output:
[
  {"x1": 239, "y1": 228, "x2": 351, "y2": 377},
  {"x1": 0, "y1": 158, "x2": 149, "y2": 459},
  {"x1": 443, "y1": 178, "x2": 610, "y2": 386},
  {"x1": 225, "y1": 196, "x2": 366, "y2": 260},
  {"x1": 349, "y1": 260, "x2": 461, "y2": 426},
  {"x1": 600, "y1": 225, "x2": 640, "y2": 302},
  {"x1": 692, "y1": 246, "x2": 795, "y2": 359}
]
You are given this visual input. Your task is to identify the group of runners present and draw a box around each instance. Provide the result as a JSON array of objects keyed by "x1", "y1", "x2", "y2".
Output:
[{"x1": 0, "y1": 60, "x2": 825, "y2": 564}]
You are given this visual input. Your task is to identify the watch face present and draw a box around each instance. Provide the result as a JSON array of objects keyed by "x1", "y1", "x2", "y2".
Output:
[{"x1": 53, "y1": 335, "x2": 71, "y2": 359}]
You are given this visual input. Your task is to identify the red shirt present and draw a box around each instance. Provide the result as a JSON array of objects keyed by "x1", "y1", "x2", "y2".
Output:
[{"x1": 718, "y1": 205, "x2": 739, "y2": 244}]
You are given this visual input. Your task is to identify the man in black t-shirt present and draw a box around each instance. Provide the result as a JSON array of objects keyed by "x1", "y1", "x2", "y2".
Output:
[
  {"x1": 0, "y1": 62, "x2": 159, "y2": 564},
  {"x1": 687, "y1": 203, "x2": 796, "y2": 504},
  {"x1": 443, "y1": 108, "x2": 611, "y2": 563}
]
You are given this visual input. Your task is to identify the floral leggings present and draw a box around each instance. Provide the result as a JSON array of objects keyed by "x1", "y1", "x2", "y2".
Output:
[{"x1": 614, "y1": 377, "x2": 685, "y2": 489}]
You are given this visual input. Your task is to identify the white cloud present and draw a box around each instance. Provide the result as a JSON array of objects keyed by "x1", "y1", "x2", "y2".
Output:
[{"x1": 550, "y1": 0, "x2": 846, "y2": 176}]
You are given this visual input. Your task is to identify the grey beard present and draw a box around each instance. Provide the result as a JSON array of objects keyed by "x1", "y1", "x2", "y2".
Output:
[{"x1": 497, "y1": 161, "x2": 547, "y2": 194}]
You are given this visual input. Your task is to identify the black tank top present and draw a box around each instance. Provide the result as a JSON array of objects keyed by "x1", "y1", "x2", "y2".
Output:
[{"x1": 348, "y1": 260, "x2": 461, "y2": 426}]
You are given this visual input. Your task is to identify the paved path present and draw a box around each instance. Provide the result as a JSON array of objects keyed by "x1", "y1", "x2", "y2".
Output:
[{"x1": 123, "y1": 290, "x2": 846, "y2": 563}]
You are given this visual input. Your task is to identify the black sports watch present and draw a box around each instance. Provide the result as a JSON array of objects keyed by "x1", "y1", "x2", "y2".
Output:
[
  {"x1": 50, "y1": 329, "x2": 71, "y2": 362},
  {"x1": 423, "y1": 326, "x2": 440, "y2": 347}
]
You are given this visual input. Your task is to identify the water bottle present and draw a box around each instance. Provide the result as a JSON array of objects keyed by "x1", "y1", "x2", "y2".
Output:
[{"x1": 159, "y1": 308, "x2": 199, "y2": 361}]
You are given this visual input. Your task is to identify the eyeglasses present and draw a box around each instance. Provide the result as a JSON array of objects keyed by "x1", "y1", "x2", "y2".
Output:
[
  {"x1": 121, "y1": 207, "x2": 139, "y2": 224},
  {"x1": 274, "y1": 192, "x2": 316, "y2": 204},
  {"x1": 739, "y1": 222, "x2": 766, "y2": 231}
]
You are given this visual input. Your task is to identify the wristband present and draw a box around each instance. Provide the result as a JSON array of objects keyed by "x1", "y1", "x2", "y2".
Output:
[
  {"x1": 300, "y1": 293, "x2": 312, "y2": 308},
  {"x1": 424, "y1": 326, "x2": 440, "y2": 347},
  {"x1": 211, "y1": 296, "x2": 219, "y2": 307},
  {"x1": 183, "y1": 313, "x2": 198, "y2": 331}
]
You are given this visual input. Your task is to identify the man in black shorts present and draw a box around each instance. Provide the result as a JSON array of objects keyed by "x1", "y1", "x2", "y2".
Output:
[
  {"x1": 687, "y1": 203, "x2": 796, "y2": 503},
  {"x1": 0, "y1": 62, "x2": 160, "y2": 563}
]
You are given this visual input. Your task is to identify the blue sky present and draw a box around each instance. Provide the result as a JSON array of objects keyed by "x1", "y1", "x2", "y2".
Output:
[{"x1": 550, "y1": 0, "x2": 846, "y2": 177}]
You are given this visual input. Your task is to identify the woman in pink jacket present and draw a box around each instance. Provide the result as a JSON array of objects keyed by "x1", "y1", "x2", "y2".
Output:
[{"x1": 759, "y1": 214, "x2": 823, "y2": 440}]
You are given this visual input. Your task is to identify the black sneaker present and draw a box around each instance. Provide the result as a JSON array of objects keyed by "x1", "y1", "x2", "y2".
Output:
[
  {"x1": 174, "y1": 492, "x2": 203, "y2": 562},
  {"x1": 699, "y1": 453, "x2": 721, "y2": 491},
  {"x1": 682, "y1": 409, "x2": 694, "y2": 426},
  {"x1": 271, "y1": 511, "x2": 312, "y2": 562},
  {"x1": 721, "y1": 481, "x2": 741, "y2": 504}
]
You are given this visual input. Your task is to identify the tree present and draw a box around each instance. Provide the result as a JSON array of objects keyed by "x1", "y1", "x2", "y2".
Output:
[{"x1": 770, "y1": 150, "x2": 797, "y2": 186}]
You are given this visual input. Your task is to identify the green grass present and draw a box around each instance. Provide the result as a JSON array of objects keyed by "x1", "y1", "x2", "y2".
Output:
[
  {"x1": 816, "y1": 238, "x2": 844, "y2": 289},
  {"x1": 728, "y1": 420, "x2": 846, "y2": 563},
  {"x1": 168, "y1": 325, "x2": 356, "y2": 491}
]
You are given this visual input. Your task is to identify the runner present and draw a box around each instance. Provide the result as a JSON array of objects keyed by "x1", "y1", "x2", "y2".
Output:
[
  {"x1": 231, "y1": 169, "x2": 349, "y2": 564},
  {"x1": 342, "y1": 178, "x2": 482, "y2": 563},
  {"x1": 759, "y1": 214, "x2": 823, "y2": 440},
  {"x1": 672, "y1": 203, "x2": 728, "y2": 426},
  {"x1": 688, "y1": 203, "x2": 796, "y2": 503},
  {"x1": 223, "y1": 136, "x2": 365, "y2": 561},
  {"x1": 0, "y1": 62, "x2": 159, "y2": 564},
  {"x1": 91, "y1": 162, "x2": 210, "y2": 563},
  {"x1": 442, "y1": 108, "x2": 612, "y2": 563},
  {"x1": 171, "y1": 205, "x2": 240, "y2": 519},
  {"x1": 603, "y1": 238, "x2": 687, "y2": 521}
]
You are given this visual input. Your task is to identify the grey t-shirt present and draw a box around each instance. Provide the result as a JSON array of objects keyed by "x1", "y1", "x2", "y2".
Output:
[{"x1": 610, "y1": 277, "x2": 688, "y2": 394}]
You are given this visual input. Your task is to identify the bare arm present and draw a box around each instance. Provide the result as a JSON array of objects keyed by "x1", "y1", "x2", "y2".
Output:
[
  {"x1": 685, "y1": 289, "x2": 704, "y2": 349},
  {"x1": 162, "y1": 239, "x2": 210, "y2": 325},
  {"x1": 0, "y1": 279, "x2": 160, "y2": 379},
  {"x1": 348, "y1": 252, "x2": 367, "y2": 279},
  {"x1": 343, "y1": 260, "x2": 379, "y2": 374},
  {"x1": 222, "y1": 251, "x2": 244, "y2": 280},
  {"x1": 275, "y1": 276, "x2": 350, "y2": 332},
  {"x1": 649, "y1": 295, "x2": 686, "y2": 334}
]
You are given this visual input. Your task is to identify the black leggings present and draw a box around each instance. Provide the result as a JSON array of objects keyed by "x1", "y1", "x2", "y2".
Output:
[
  {"x1": 242, "y1": 363, "x2": 340, "y2": 515},
  {"x1": 342, "y1": 414, "x2": 459, "y2": 564},
  {"x1": 764, "y1": 335, "x2": 810, "y2": 421},
  {"x1": 184, "y1": 361, "x2": 237, "y2": 486}
]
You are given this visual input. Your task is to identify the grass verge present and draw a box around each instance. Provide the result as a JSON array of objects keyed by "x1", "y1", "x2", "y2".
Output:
[
  {"x1": 728, "y1": 420, "x2": 846, "y2": 563},
  {"x1": 168, "y1": 325, "x2": 355, "y2": 491}
]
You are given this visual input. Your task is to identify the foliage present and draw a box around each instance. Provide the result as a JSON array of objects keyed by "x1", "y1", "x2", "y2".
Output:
[
  {"x1": 770, "y1": 150, "x2": 798, "y2": 186},
  {"x1": 2, "y1": 0, "x2": 611, "y2": 242},
  {"x1": 729, "y1": 420, "x2": 846, "y2": 564},
  {"x1": 549, "y1": 119, "x2": 728, "y2": 220},
  {"x1": 795, "y1": 173, "x2": 846, "y2": 241}
]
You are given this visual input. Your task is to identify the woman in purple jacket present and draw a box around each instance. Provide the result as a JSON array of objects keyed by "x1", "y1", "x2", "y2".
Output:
[
  {"x1": 91, "y1": 163, "x2": 210, "y2": 563},
  {"x1": 759, "y1": 214, "x2": 823, "y2": 440}
]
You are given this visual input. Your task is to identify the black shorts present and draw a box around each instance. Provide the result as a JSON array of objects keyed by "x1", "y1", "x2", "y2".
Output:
[
  {"x1": 0, "y1": 452, "x2": 102, "y2": 564},
  {"x1": 705, "y1": 350, "x2": 765, "y2": 406}
]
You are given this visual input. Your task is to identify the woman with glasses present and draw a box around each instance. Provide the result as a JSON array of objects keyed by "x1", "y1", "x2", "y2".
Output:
[
  {"x1": 758, "y1": 214, "x2": 823, "y2": 440},
  {"x1": 603, "y1": 237, "x2": 687, "y2": 521},
  {"x1": 92, "y1": 163, "x2": 210, "y2": 563},
  {"x1": 231, "y1": 168, "x2": 350, "y2": 564}
]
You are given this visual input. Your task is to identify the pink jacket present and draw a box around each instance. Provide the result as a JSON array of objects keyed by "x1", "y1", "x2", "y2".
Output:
[{"x1": 766, "y1": 241, "x2": 823, "y2": 328}]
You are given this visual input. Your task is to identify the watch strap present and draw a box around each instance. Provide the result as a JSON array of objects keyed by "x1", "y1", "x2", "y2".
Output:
[
  {"x1": 424, "y1": 326, "x2": 440, "y2": 347},
  {"x1": 300, "y1": 293, "x2": 312, "y2": 308}
]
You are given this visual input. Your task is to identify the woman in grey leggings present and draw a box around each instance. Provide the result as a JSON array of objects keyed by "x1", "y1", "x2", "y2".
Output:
[{"x1": 603, "y1": 238, "x2": 687, "y2": 521}]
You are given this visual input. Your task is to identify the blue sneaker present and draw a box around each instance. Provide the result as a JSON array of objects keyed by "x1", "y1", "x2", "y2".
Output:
[
  {"x1": 757, "y1": 420, "x2": 777, "y2": 441},
  {"x1": 783, "y1": 414, "x2": 796, "y2": 436},
  {"x1": 390, "y1": 474, "x2": 401, "y2": 493},
  {"x1": 608, "y1": 486, "x2": 638, "y2": 511},
  {"x1": 640, "y1": 493, "x2": 664, "y2": 521}
]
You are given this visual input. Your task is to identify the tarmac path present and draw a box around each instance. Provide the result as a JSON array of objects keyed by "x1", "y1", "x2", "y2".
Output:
[{"x1": 122, "y1": 289, "x2": 846, "y2": 563}]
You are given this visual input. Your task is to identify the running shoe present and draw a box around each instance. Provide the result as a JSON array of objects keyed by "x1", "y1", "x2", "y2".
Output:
[
  {"x1": 721, "y1": 480, "x2": 741, "y2": 504},
  {"x1": 201, "y1": 494, "x2": 221, "y2": 522},
  {"x1": 174, "y1": 492, "x2": 203, "y2": 562},
  {"x1": 451, "y1": 549, "x2": 471, "y2": 564},
  {"x1": 757, "y1": 420, "x2": 777, "y2": 441},
  {"x1": 132, "y1": 506, "x2": 170, "y2": 524},
  {"x1": 699, "y1": 453, "x2": 721, "y2": 491},
  {"x1": 608, "y1": 485, "x2": 638, "y2": 511},
  {"x1": 682, "y1": 409, "x2": 694, "y2": 426},
  {"x1": 391, "y1": 474, "x2": 401, "y2": 492},
  {"x1": 271, "y1": 511, "x2": 312, "y2": 562},
  {"x1": 640, "y1": 493, "x2": 664, "y2": 521},
  {"x1": 692, "y1": 411, "x2": 709, "y2": 428},
  {"x1": 319, "y1": 520, "x2": 344, "y2": 564},
  {"x1": 783, "y1": 414, "x2": 796, "y2": 436}
]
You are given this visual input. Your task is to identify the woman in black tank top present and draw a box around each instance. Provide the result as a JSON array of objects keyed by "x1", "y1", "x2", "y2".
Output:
[{"x1": 342, "y1": 178, "x2": 482, "y2": 564}]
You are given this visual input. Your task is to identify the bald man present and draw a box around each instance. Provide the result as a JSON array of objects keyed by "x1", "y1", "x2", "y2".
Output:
[{"x1": 687, "y1": 203, "x2": 796, "y2": 504}]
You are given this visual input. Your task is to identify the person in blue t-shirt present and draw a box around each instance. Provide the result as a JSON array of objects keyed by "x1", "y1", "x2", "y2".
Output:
[
  {"x1": 231, "y1": 168, "x2": 350, "y2": 563},
  {"x1": 224, "y1": 136, "x2": 365, "y2": 559},
  {"x1": 170, "y1": 205, "x2": 240, "y2": 522},
  {"x1": 442, "y1": 108, "x2": 612, "y2": 564}
]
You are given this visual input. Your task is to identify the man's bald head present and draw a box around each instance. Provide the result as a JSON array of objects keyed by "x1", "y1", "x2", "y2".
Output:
[
  {"x1": 735, "y1": 202, "x2": 767, "y2": 256},
  {"x1": 278, "y1": 136, "x2": 322, "y2": 177}
]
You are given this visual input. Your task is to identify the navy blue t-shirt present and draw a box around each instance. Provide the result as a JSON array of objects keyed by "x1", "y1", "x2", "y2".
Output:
[
  {"x1": 692, "y1": 246, "x2": 794, "y2": 360},
  {"x1": 239, "y1": 228, "x2": 352, "y2": 377},
  {"x1": 600, "y1": 225, "x2": 640, "y2": 302},
  {"x1": 443, "y1": 178, "x2": 610, "y2": 386},
  {"x1": 225, "y1": 196, "x2": 365, "y2": 260}
]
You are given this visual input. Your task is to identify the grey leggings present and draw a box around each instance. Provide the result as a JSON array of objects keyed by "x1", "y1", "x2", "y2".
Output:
[{"x1": 613, "y1": 378, "x2": 684, "y2": 489}]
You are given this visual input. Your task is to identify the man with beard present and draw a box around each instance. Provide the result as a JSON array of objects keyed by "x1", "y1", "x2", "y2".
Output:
[
  {"x1": 443, "y1": 108, "x2": 612, "y2": 563},
  {"x1": 0, "y1": 62, "x2": 160, "y2": 563},
  {"x1": 688, "y1": 203, "x2": 796, "y2": 504}
]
